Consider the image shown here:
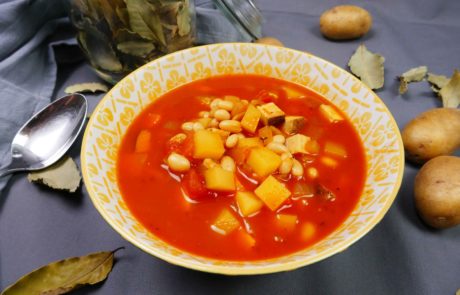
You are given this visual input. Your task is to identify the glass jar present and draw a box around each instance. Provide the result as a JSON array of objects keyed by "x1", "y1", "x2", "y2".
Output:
[
  {"x1": 211, "y1": 0, "x2": 262, "y2": 42},
  {"x1": 70, "y1": 0, "x2": 196, "y2": 84}
]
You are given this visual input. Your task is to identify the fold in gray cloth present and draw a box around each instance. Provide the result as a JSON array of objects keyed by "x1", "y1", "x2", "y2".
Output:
[
  {"x1": 0, "y1": 0, "x2": 71, "y2": 191},
  {"x1": 0, "y1": 0, "x2": 242, "y2": 193}
]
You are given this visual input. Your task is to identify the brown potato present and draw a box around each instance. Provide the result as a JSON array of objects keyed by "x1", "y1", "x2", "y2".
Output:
[
  {"x1": 414, "y1": 156, "x2": 460, "y2": 229},
  {"x1": 255, "y1": 37, "x2": 284, "y2": 47},
  {"x1": 402, "y1": 108, "x2": 460, "y2": 163},
  {"x1": 319, "y1": 5, "x2": 372, "y2": 40}
]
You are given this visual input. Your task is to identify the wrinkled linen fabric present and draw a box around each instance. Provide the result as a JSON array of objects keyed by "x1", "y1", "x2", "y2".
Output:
[{"x1": 0, "y1": 0, "x2": 238, "y2": 193}]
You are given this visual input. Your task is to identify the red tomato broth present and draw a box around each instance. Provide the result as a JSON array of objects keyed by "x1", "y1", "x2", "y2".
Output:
[{"x1": 117, "y1": 74, "x2": 366, "y2": 261}]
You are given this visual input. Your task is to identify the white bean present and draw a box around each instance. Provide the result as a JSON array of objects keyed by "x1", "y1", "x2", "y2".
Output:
[
  {"x1": 292, "y1": 159, "x2": 304, "y2": 177},
  {"x1": 219, "y1": 120, "x2": 242, "y2": 133},
  {"x1": 214, "y1": 109, "x2": 231, "y2": 121},
  {"x1": 221, "y1": 156, "x2": 236, "y2": 172},
  {"x1": 167, "y1": 153, "x2": 190, "y2": 172},
  {"x1": 272, "y1": 134, "x2": 286, "y2": 144},
  {"x1": 210, "y1": 98, "x2": 222, "y2": 109},
  {"x1": 281, "y1": 152, "x2": 292, "y2": 160},
  {"x1": 218, "y1": 100, "x2": 234, "y2": 111},
  {"x1": 203, "y1": 158, "x2": 219, "y2": 169},
  {"x1": 266, "y1": 142, "x2": 289, "y2": 154},
  {"x1": 193, "y1": 122, "x2": 204, "y2": 131},
  {"x1": 209, "y1": 118, "x2": 219, "y2": 128},
  {"x1": 181, "y1": 122, "x2": 194, "y2": 131},
  {"x1": 279, "y1": 158, "x2": 293, "y2": 175},
  {"x1": 225, "y1": 134, "x2": 239, "y2": 148},
  {"x1": 199, "y1": 111, "x2": 210, "y2": 118}
]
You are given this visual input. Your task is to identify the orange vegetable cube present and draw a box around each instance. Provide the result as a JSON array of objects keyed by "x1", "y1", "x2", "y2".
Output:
[
  {"x1": 241, "y1": 104, "x2": 261, "y2": 133},
  {"x1": 254, "y1": 175, "x2": 291, "y2": 211},
  {"x1": 204, "y1": 167, "x2": 236, "y2": 192},
  {"x1": 211, "y1": 208, "x2": 240, "y2": 235},
  {"x1": 247, "y1": 148, "x2": 281, "y2": 177},
  {"x1": 321, "y1": 156, "x2": 338, "y2": 168},
  {"x1": 193, "y1": 130, "x2": 225, "y2": 160},
  {"x1": 300, "y1": 222, "x2": 316, "y2": 241},
  {"x1": 135, "y1": 130, "x2": 151, "y2": 153},
  {"x1": 237, "y1": 230, "x2": 256, "y2": 247},
  {"x1": 237, "y1": 137, "x2": 263, "y2": 149},
  {"x1": 236, "y1": 191, "x2": 264, "y2": 217},
  {"x1": 324, "y1": 142, "x2": 347, "y2": 158},
  {"x1": 276, "y1": 214, "x2": 298, "y2": 231},
  {"x1": 258, "y1": 126, "x2": 273, "y2": 145},
  {"x1": 305, "y1": 139, "x2": 320, "y2": 155}
]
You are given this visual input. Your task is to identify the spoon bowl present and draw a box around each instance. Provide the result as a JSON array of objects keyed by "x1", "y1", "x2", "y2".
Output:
[{"x1": 0, "y1": 93, "x2": 87, "y2": 177}]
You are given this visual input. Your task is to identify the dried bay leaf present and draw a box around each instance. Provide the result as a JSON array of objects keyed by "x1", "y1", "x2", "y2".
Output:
[
  {"x1": 77, "y1": 29, "x2": 122, "y2": 72},
  {"x1": 348, "y1": 44, "x2": 385, "y2": 90},
  {"x1": 1, "y1": 249, "x2": 121, "y2": 295},
  {"x1": 177, "y1": 0, "x2": 191, "y2": 36},
  {"x1": 427, "y1": 73, "x2": 450, "y2": 93},
  {"x1": 125, "y1": 0, "x2": 166, "y2": 46},
  {"x1": 398, "y1": 66, "x2": 428, "y2": 94},
  {"x1": 117, "y1": 41, "x2": 155, "y2": 56},
  {"x1": 65, "y1": 82, "x2": 109, "y2": 94},
  {"x1": 28, "y1": 157, "x2": 81, "y2": 193},
  {"x1": 125, "y1": 0, "x2": 157, "y2": 40},
  {"x1": 438, "y1": 70, "x2": 460, "y2": 108}
]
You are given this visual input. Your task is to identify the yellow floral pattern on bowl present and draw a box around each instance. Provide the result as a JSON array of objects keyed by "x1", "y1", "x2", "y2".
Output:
[{"x1": 81, "y1": 43, "x2": 404, "y2": 275}]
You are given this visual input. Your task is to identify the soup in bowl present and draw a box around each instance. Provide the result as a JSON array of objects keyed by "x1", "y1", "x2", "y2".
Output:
[{"x1": 81, "y1": 43, "x2": 404, "y2": 274}]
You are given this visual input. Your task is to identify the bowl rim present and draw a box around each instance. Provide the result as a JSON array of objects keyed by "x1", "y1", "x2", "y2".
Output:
[{"x1": 81, "y1": 42, "x2": 405, "y2": 275}]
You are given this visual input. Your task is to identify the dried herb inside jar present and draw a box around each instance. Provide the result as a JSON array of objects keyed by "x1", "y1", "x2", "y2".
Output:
[{"x1": 71, "y1": 0, "x2": 194, "y2": 79}]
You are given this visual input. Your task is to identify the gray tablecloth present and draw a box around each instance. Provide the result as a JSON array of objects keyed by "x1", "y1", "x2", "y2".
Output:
[{"x1": 1, "y1": 0, "x2": 460, "y2": 294}]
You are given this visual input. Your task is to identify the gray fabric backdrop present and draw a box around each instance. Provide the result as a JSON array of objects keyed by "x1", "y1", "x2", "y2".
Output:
[{"x1": 1, "y1": 0, "x2": 459, "y2": 294}]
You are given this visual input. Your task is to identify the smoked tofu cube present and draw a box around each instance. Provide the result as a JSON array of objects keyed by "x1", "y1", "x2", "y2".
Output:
[
  {"x1": 193, "y1": 130, "x2": 225, "y2": 159},
  {"x1": 254, "y1": 175, "x2": 291, "y2": 211},
  {"x1": 135, "y1": 130, "x2": 151, "y2": 153},
  {"x1": 319, "y1": 104, "x2": 343, "y2": 123},
  {"x1": 211, "y1": 208, "x2": 240, "y2": 235},
  {"x1": 236, "y1": 191, "x2": 264, "y2": 217},
  {"x1": 241, "y1": 104, "x2": 261, "y2": 133},
  {"x1": 276, "y1": 214, "x2": 298, "y2": 231},
  {"x1": 282, "y1": 116, "x2": 305, "y2": 135},
  {"x1": 237, "y1": 137, "x2": 263, "y2": 149},
  {"x1": 258, "y1": 102, "x2": 285, "y2": 126},
  {"x1": 247, "y1": 148, "x2": 281, "y2": 177},
  {"x1": 204, "y1": 167, "x2": 236, "y2": 192},
  {"x1": 286, "y1": 134, "x2": 311, "y2": 154}
]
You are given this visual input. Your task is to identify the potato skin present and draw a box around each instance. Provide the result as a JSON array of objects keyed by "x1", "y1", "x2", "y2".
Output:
[
  {"x1": 402, "y1": 108, "x2": 460, "y2": 164},
  {"x1": 255, "y1": 37, "x2": 284, "y2": 47},
  {"x1": 414, "y1": 156, "x2": 460, "y2": 228},
  {"x1": 320, "y1": 5, "x2": 372, "y2": 40}
]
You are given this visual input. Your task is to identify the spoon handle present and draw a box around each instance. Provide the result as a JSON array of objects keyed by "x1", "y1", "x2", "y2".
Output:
[
  {"x1": 0, "y1": 167, "x2": 13, "y2": 178},
  {"x1": 0, "y1": 163, "x2": 22, "y2": 178}
]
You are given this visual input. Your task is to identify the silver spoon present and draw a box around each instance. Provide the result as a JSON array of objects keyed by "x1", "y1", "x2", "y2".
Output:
[{"x1": 0, "y1": 93, "x2": 87, "y2": 178}]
